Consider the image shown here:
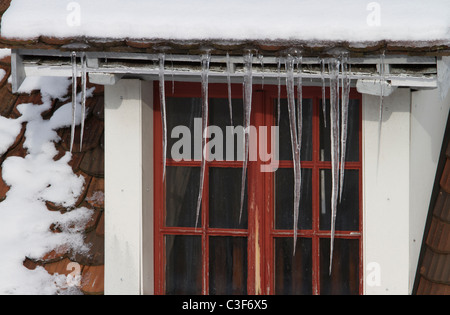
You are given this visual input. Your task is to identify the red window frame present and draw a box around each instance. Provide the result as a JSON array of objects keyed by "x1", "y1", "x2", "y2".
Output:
[{"x1": 153, "y1": 81, "x2": 363, "y2": 295}]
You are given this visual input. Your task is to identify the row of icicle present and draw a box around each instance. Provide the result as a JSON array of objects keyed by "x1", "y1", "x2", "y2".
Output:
[{"x1": 68, "y1": 50, "x2": 386, "y2": 275}]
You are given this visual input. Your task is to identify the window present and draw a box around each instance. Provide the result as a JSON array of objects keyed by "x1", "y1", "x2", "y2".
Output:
[{"x1": 154, "y1": 82, "x2": 363, "y2": 295}]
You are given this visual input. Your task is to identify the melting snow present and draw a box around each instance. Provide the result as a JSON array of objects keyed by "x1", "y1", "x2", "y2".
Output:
[{"x1": 0, "y1": 76, "x2": 94, "y2": 295}]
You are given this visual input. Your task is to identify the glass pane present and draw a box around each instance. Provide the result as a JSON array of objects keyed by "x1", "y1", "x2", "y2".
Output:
[
  {"x1": 166, "y1": 166, "x2": 201, "y2": 227},
  {"x1": 167, "y1": 97, "x2": 202, "y2": 160},
  {"x1": 319, "y1": 169, "x2": 359, "y2": 231},
  {"x1": 209, "y1": 168, "x2": 248, "y2": 229},
  {"x1": 320, "y1": 99, "x2": 360, "y2": 162},
  {"x1": 210, "y1": 99, "x2": 244, "y2": 161},
  {"x1": 275, "y1": 168, "x2": 312, "y2": 230},
  {"x1": 277, "y1": 98, "x2": 313, "y2": 161},
  {"x1": 275, "y1": 237, "x2": 312, "y2": 295},
  {"x1": 165, "y1": 235, "x2": 202, "y2": 295},
  {"x1": 320, "y1": 238, "x2": 360, "y2": 295},
  {"x1": 209, "y1": 237, "x2": 247, "y2": 295}
]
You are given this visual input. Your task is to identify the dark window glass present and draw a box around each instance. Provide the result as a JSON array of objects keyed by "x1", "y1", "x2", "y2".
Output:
[
  {"x1": 166, "y1": 166, "x2": 201, "y2": 228},
  {"x1": 319, "y1": 169, "x2": 359, "y2": 231},
  {"x1": 320, "y1": 238, "x2": 359, "y2": 295},
  {"x1": 165, "y1": 235, "x2": 202, "y2": 295},
  {"x1": 275, "y1": 168, "x2": 312, "y2": 230},
  {"x1": 209, "y1": 237, "x2": 248, "y2": 295},
  {"x1": 274, "y1": 237, "x2": 312, "y2": 295},
  {"x1": 167, "y1": 97, "x2": 202, "y2": 160},
  {"x1": 210, "y1": 99, "x2": 244, "y2": 161},
  {"x1": 277, "y1": 98, "x2": 313, "y2": 161},
  {"x1": 209, "y1": 167, "x2": 248, "y2": 229},
  {"x1": 320, "y1": 99, "x2": 360, "y2": 162}
]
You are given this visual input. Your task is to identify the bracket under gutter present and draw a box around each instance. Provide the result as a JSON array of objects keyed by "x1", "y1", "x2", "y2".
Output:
[{"x1": 437, "y1": 56, "x2": 450, "y2": 100}]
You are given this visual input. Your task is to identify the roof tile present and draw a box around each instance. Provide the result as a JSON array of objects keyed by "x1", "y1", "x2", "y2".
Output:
[
  {"x1": 0, "y1": 83, "x2": 18, "y2": 117},
  {"x1": 440, "y1": 159, "x2": 450, "y2": 194},
  {"x1": 44, "y1": 258, "x2": 74, "y2": 277},
  {"x1": 81, "y1": 265, "x2": 104, "y2": 295},
  {"x1": 79, "y1": 145, "x2": 104, "y2": 178},
  {"x1": 433, "y1": 190, "x2": 450, "y2": 223},
  {"x1": 420, "y1": 248, "x2": 450, "y2": 285},
  {"x1": 426, "y1": 217, "x2": 450, "y2": 253},
  {"x1": 417, "y1": 277, "x2": 450, "y2": 295},
  {"x1": 85, "y1": 176, "x2": 104, "y2": 209}
]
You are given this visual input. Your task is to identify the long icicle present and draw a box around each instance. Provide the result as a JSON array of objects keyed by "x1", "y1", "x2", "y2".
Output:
[
  {"x1": 285, "y1": 55, "x2": 301, "y2": 254},
  {"x1": 258, "y1": 53, "x2": 265, "y2": 89},
  {"x1": 239, "y1": 52, "x2": 253, "y2": 224},
  {"x1": 339, "y1": 55, "x2": 351, "y2": 202},
  {"x1": 196, "y1": 53, "x2": 211, "y2": 228},
  {"x1": 80, "y1": 52, "x2": 87, "y2": 152},
  {"x1": 297, "y1": 56, "x2": 303, "y2": 140},
  {"x1": 159, "y1": 53, "x2": 168, "y2": 181},
  {"x1": 377, "y1": 51, "x2": 386, "y2": 171},
  {"x1": 226, "y1": 53, "x2": 234, "y2": 126},
  {"x1": 277, "y1": 57, "x2": 282, "y2": 126},
  {"x1": 70, "y1": 51, "x2": 77, "y2": 153},
  {"x1": 295, "y1": 55, "x2": 304, "y2": 253},
  {"x1": 321, "y1": 59, "x2": 327, "y2": 128},
  {"x1": 329, "y1": 58, "x2": 340, "y2": 274}
]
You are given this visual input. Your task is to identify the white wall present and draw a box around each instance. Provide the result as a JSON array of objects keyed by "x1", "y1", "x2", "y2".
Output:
[
  {"x1": 363, "y1": 87, "x2": 450, "y2": 295},
  {"x1": 409, "y1": 89, "x2": 450, "y2": 291},
  {"x1": 104, "y1": 79, "x2": 154, "y2": 295},
  {"x1": 363, "y1": 88, "x2": 411, "y2": 295}
]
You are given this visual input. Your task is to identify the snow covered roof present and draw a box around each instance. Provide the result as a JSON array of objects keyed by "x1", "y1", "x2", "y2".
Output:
[
  {"x1": 0, "y1": 0, "x2": 450, "y2": 56},
  {"x1": 2, "y1": 0, "x2": 450, "y2": 43}
]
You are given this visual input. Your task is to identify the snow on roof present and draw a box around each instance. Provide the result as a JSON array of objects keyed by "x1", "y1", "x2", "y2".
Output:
[{"x1": 1, "y1": 0, "x2": 450, "y2": 43}]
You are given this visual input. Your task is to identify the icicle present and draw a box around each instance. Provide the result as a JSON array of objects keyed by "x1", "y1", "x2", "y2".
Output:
[
  {"x1": 239, "y1": 52, "x2": 253, "y2": 224},
  {"x1": 226, "y1": 53, "x2": 234, "y2": 126},
  {"x1": 285, "y1": 55, "x2": 301, "y2": 254},
  {"x1": 377, "y1": 51, "x2": 386, "y2": 170},
  {"x1": 79, "y1": 52, "x2": 87, "y2": 152},
  {"x1": 339, "y1": 55, "x2": 351, "y2": 202},
  {"x1": 159, "y1": 53, "x2": 168, "y2": 182},
  {"x1": 321, "y1": 59, "x2": 327, "y2": 128},
  {"x1": 296, "y1": 56, "x2": 303, "y2": 144},
  {"x1": 328, "y1": 58, "x2": 340, "y2": 274},
  {"x1": 258, "y1": 53, "x2": 265, "y2": 88},
  {"x1": 70, "y1": 51, "x2": 77, "y2": 153},
  {"x1": 277, "y1": 57, "x2": 282, "y2": 126},
  {"x1": 195, "y1": 53, "x2": 211, "y2": 228},
  {"x1": 171, "y1": 55, "x2": 175, "y2": 95}
]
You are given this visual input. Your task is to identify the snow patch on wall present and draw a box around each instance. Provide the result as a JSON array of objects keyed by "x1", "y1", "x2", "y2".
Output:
[{"x1": 0, "y1": 76, "x2": 94, "y2": 295}]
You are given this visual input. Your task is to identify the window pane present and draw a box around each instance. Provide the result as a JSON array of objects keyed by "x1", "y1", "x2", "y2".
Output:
[
  {"x1": 275, "y1": 168, "x2": 312, "y2": 230},
  {"x1": 319, "y1": 169, "x2": 359, "y2": 231},
  {"x1": 209, "y1": 237, "x2": 247, "y2": 295},
  {"x1": 320, "y1": 99, "x2": 360, "y2": 162},
  {"x1": 167, "y1": 97, "x2": 202, "y2": 160},
  {"x1": 209, "y1": 167, "x2": 248, "y2": 229},
  {"x1": 165, "y1": 235, "x2": 202, "y2": 295},
  {"x1": 320, "y1": 238, "x2": 360, "y2": 295},
  {"x1": 275, "y1": 237, "x2": 312, "y2": 295},
  {"x1": 166, "y1": 166, "x2": 201, "y2": 228},
  {"x1": 277, "y1": 98, "x2": 313, "y2": 161},
  {"x1": 210, "y1": 99, "x2": 244, "y2": 161}
]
